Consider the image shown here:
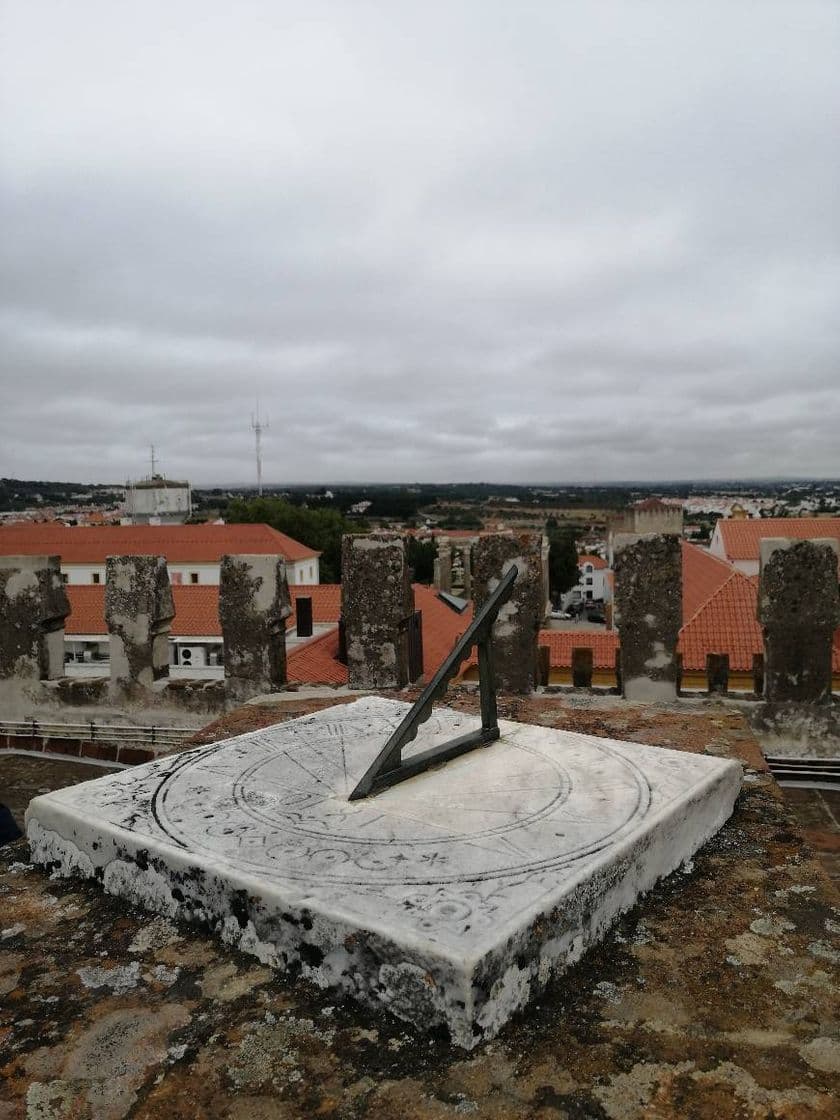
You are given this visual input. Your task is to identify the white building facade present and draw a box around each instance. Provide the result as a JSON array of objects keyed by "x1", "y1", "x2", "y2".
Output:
[
  {"x1": 561, "y1": 556, "x2": 612, "y2": 609},
  {"x1": 60, "y1": 557, "x2": 317, "y2": 586}
]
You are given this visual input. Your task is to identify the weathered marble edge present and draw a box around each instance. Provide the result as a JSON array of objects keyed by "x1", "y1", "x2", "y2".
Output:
[
  {"x1": 23, "y1": 798, "x2": 465, "y2": 965},
  {"x1": 475, "y1": 753, "x2": 743, "y2": 960}
]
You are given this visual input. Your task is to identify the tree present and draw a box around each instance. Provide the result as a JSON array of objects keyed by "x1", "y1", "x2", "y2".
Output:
[
  {"x1": 547, "y1": 526, "x2": 579, "y2": 603},
  {"x1": 406, "y1": 537, "x2": 436, "y2": 584},
  {"x1": 225, "y1": 497, "x2": 362, "y2": 583}
]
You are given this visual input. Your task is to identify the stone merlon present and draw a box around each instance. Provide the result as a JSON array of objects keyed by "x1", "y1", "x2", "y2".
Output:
[
  {"x1": 472, "y1": 531, "x2": 546, "y2": 694},
  {"x1": 104, "y1": 554, "x2": 174, "y2": 696},
  {"x1": 341, "y1": 533, "x2": 414, "y2": 690},
  {"x1": 614, "y1": 533, "x2": 682, "y2": 702},
  {"x1": 219, "y1": 554, "x2": 291, "y2": 701},
  {"x1": 758, "y1": 537, "x2": 840, "y2": 704},
  {"x1": 0, "y1": 553, "x2": 69, "y2": 681}
]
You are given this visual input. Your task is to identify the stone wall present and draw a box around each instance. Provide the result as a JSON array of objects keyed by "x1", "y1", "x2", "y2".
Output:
[
  {"x1": 758, "y1": 538, "x2": 840, "y2": 704},
  {"x1": 0, "y1": 554, "x2": 69, "y2": 681},
  {"x1": 341, "y1": 533, "x2": 414, "y2": 689},
  {"x1": 219, "y1": 554, "x2": 291, "y2": 701},
  {"x1": 614, "y1": 534, "x2": 682, "y2": 702},
  {"x1": 472, "y1": 532, "x2": 546, "y2": 694},
  {"x1": 104, "y1": 555, "x2": 175, "y2": 699}
]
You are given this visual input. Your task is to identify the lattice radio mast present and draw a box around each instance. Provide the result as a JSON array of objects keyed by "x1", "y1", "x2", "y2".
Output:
[{"x1": 250, "y1": 404, "x2": 269, "y2": 496}]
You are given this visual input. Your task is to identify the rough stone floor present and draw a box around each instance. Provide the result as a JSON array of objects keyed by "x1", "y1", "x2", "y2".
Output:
[
  {"x1": 1, "y1": 756, "x2": 120, "y2": 835},
  {"x1": 1, "y1": 691, "x2": 838, "y2": 1119}
]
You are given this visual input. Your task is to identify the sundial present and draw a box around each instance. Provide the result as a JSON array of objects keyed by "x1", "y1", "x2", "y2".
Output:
[{"x1": 26, "y1": 574, "x2": 742, "y2": 1047}]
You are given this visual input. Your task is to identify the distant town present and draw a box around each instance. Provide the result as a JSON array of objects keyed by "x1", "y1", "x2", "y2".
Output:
[
  {"x1": 3, "y1": 474, "x2": 840, "y2": 534},
  {"x1": 3, "y1": 466, "x2": 839, "y2": 693}
]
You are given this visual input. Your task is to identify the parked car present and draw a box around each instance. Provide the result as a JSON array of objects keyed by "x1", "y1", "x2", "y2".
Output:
[
  {"x1": 550, "y1": 609, "x2": 572, "y2": 620},
  {"x1": 587, "y1": 611, "x2": 606, "y2": 624}
]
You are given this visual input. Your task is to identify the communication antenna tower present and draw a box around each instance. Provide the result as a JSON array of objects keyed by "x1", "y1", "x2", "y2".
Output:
[{"x1": 250, "y1": 404, "x2": 269, "y2": 496}]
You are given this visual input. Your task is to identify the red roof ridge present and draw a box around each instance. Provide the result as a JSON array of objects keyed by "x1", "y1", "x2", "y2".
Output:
[
  {"x1": 0, "y1": 522, "x2": 320, "y2": 564},
  {"x1": 717, "y1": 517, "x2": 840, "y2": 560},
  {"x1": 682, "y1": 539, "x2": 735, "y2": 569}
]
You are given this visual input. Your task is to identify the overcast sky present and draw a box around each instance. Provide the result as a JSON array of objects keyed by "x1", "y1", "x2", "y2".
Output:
[{"x1": 1, "y1": 2, "x2": 838, "y2": 486}]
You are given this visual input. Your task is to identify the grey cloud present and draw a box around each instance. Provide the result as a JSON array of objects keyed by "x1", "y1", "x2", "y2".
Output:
[{"x1": 1, "y1": 0, "x2": 838, "y2": 484}]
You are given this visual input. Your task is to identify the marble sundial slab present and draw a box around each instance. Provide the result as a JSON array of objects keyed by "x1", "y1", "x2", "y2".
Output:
[{"x1": 26, "y1": 696, "x2": 741, "y2": 1047}]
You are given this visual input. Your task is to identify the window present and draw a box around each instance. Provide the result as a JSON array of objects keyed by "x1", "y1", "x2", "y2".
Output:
[
  {"x1": 190, "y1": 572, "x2": 199, "y2": 584},
  {"x1": 91, "y1": 573, "x2": 101, "y2": 584},
  {"x1": 584, "y1": 564, "x2": 593, "y2": 574},
  {"x1": 309, "y1": 566, "x2": 313, "y2": 580},
  {"x1": 585, "y1": 577, "x2": 593, "y2": 586},
  {"x1": 586, "y1": 590, "x2": 593, "y2": 600},
  {"x1": 60, "y1": 573, "x2": 69, "y2": 584}
]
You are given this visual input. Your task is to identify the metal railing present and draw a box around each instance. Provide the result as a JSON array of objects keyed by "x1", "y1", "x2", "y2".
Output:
[{"x1": 0, "y1": 719, "x2": 192, "y2": 750}]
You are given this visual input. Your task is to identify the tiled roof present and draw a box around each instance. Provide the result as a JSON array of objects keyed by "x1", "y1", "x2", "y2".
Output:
[
  {"x1": 678, "y1": 571, "x2": 763, "y2": 671},
  {"x1": 414, "y1": 586, "x2": 474, "y2": 677},
  {"x1": 578, "y1": 554, "x2": 607, "y2": 570},
  {"x1": 716, "y1": 518, "x2": 840, "y2": 561},
  {"x1": 65, "y1": 583, "x2": 341, "y2": 638},
  {"x1": 290, "y1": 585, "x2": 342, "y2": 629},
  {"x1": 540, "y1": 630, "x2": 619, "y2": 669},
  {"x1": 64, "y1": 586, "x2": 107, "y2": 635},
  {"x1": 287, "y1": 629, "x2": 347, "y2": 686},
  {"x1": 0, "y1": 522, "x2": 319, "y2": 563},
  {"x1": 169, "y1": 586, "x2": 222, "y2": 636},
  {"x1": 66, "y1": 585, "x2": 222, "y2": 637},
  {"x1": 681, "y1": 542, "x2": 736, "y2": 621}
]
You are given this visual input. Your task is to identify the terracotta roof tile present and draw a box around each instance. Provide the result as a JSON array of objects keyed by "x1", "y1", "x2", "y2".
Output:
[
  {"x1": 169, "y1": 586, "x2": 222, "y2": 636},
  {"x1": 716, "y1": 518, "x2": 840, "y2": 561},
  {"x1": 289, "y1": 585, "x2": 342, "y2": 629},
  {"x1": 578, "y1": 554, "x2": 607, "y2": 570},
  {"x1": 540, "y1": 630, "x2": 619, "y2": 669},
  {"x1": 64, "y1": 582, "x2": 342, "y2": 638},
  {"x1": 0, "y1": 522, "x2": 319, "y2": 564},
  {"x1": 413, "y1": 586, "x2": 474, "y2": 677},
  {"x1": 64, "y1": 586, "x2": 107, "y2": 635},
  {"x1": 287, "y1": 629, "x2": 347, "y2": 686},
  {"x1": 678, "y1": 571, "x2": 763, "y2": 671},
  {"x1": 66, "y1": 585, "x2": 222, "y2": 637},
  {"x1": 678, "y1": 571, "x2": 840, "y2": 674},
  {"x1": 681, "y1": 542, "x2": 736, "y2": 621}
]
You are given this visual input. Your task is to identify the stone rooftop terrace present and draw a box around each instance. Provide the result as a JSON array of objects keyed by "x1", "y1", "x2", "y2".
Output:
[{"x1": 1, "y1": 691, "x2": 839, "y2": 1119}]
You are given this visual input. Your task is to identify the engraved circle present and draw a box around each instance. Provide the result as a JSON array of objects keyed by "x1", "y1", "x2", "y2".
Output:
[
  {"x1": 151, "y1": 714, "x2": 652, "y2": 886},
  {"x1": 230, "y1": 740, "x2": 572, "y2": 844}
]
